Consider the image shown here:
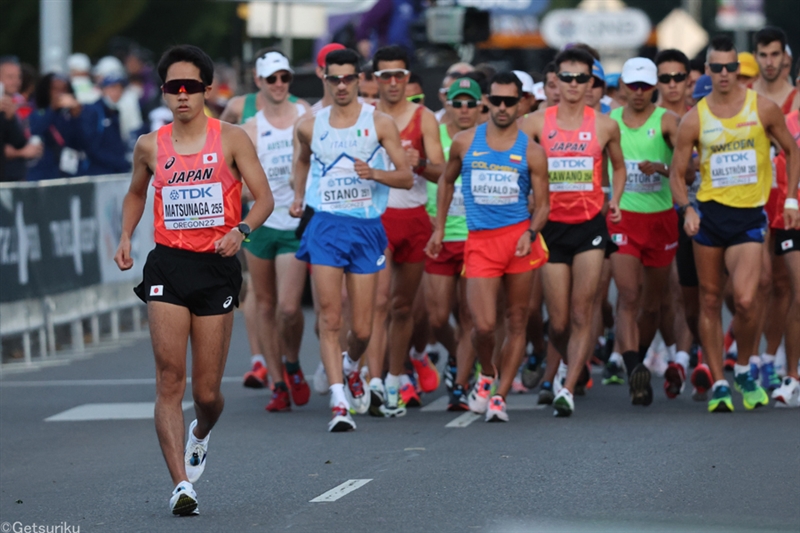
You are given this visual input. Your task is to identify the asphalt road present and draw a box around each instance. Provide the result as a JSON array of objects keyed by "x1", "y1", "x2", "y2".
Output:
[{"x1": 1, "y1": 309, "x2": 798, "y2": 533}]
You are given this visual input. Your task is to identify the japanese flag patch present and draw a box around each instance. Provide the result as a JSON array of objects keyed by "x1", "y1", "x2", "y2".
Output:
[
  {"x1": 203, "y1": 153, "x2": 218, "y2": 164},
  {"x1": 150, "y1": 285, "x2": 164, "y2": 296}
]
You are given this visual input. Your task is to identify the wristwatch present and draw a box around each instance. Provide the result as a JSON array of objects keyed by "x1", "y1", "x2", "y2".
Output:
[
  {"x1": 527, "y1": 229, "x2": 537, "y2": 240},
  {"x1": 237, "y1": 222, "x2": 251, "y2": 240},
  {"x1": 678, "y1": 203, "x2": 692, "y2": 217}
]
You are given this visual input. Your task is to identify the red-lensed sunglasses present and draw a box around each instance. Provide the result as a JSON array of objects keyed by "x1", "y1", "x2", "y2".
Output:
[{"x1": 162, "y1": 79, "x2": 206, "y2": 94}]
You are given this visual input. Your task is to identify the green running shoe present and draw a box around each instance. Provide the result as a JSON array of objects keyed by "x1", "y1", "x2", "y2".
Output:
[
  {"x1": 708, "y1": 385, "x2": 734, "y2": 413},
  {"x1": 733, "y1": 372, "x2": 769, "y2": 410},
  {"x1": 602, "y1": 361, "x2": 625, "y2": 385}
]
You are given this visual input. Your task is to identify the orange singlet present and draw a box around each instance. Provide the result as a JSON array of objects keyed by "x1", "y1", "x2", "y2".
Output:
[
  {"x1": 153, "y1": 118, "x2": 242, "y2": 253},
  {"x1": 541, "y1": 106, "x2": 604, "y2": 224}
]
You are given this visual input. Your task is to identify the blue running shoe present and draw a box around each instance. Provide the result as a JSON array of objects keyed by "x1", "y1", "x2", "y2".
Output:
[
  {"x1": 760, "y1": 362, "x2": 781, "y2": 392},
  {"x1": 749, "y1": 361, "x2": 759, "y2": 382}
]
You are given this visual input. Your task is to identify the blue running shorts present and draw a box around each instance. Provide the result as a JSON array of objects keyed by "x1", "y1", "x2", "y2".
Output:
[{"x1": 296, "y1": 211, "x2": 388, "y2": 274}]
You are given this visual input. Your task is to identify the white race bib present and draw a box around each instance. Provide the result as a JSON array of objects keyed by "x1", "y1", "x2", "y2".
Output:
[
  {"x1": 318, "y1": 165, "x2": 373, "y2": 212},
  {"x1": 59, "y1": 147, "x2": 80, "y2": 175},
  {"x1": 471, "y1": 170, "x2": 520, "y2": 205},
  {"x1": 548, "y1": 157, "x2": 594, "y2": 192},
  {"x1": 448, "y1": 183, "x2": 465, "y2": 217},
  {"x1": 163, "y1": 182, "x2": 224, "y2": 230},
  {"x1": 624, "y1": 160, "x2": 661, "y2": 194},
  {"x1": 710, "y1": 149, "x2": 758, "y2": 188}
]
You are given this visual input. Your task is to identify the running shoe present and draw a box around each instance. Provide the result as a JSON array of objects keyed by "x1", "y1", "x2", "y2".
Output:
[
  {"x1": 538, "y1": 381, "x2": 554, "y2": 405},
  {"x1": 428, "y1": 350, "x2": 441, "y2": 366},
  {"x1": 511, "y1": 374, "x2": 529, "y2": 394},
  {"x1": 447, "y1": 384, "x2": 469, "y2": 411},
  {"x1": 345, "y1": 370, "x2": 369, "y2": 414},
  {"x1": 379, "y1": 382, "x2": 407, "y2": 417},
  {"x1": 553, "y1": 388, "x2": 574, "y2": 417},
  {"x1": 285, "y1": 368, "x2": 311, "y2": 406},
  {"x1": 368, "y1": 380, "x2": 385, "y2": 417},
  {"x1": 663, "y1": 362, "x2": 686, "y2": 399},
  {"x1": 411, "y1": 353, "x2": 441, "y2": 393},
  {"x1": 708, "y1": 385, "x2": 734, "y2": 413},
  {"x1": 184, "y1": 419, "x2": 208, "y2": 483},
  {"x1": 602, "y1": 361, "x2": 625, "y2": 385},
  {"x1": 629, "y1": 364, "x2": 653, "y2": 406},
  {"x1": 444, "y1": 354, "x2": 457, "y2": 392},
  {"x1": 553, "y1": 363, "x2": 567, "y2": 395},
  {"x1": 243, "y1": 362, "x2": 267, "y2": 389},
  {"x1": 748, "y1": 360, "x2": 760, "y2": 382},
  {"x1": 760, "y1": 362, "x2": 781, "y2": 392},
  {"x1": 265, "y1": 386, "x2": 292, "y2": 412},
  {"x1": 313, "y1": 362, "x2": 329, "y2": 394},
  {"x1": 575, "y1": 364, "x2": 591, "y2": 396},
  {"x1": 733, "y1": 372, "x2": 769, "y2": 410},
  {"x1": 328, "y1": 403, "x2": 356, "y2": 432},
  {"x1": 170, "y1": 481, "x2": 199, "y2": 516},
  {"x1": 400, "y1": 382, "x2": 422, "y2": 407},
  {"x1": 771, "y1": 376, "x2": 800, "y2": 408},
  {"x1": 691, "y1": 363, "x2": 712, "y2": 401},
  {"x1": 468, "y1": 374, "x2": 494, "y2": 414},
  {"x1": 521, "y1": 352, "x2": 543, "y2": 389},
  {"x1": 485, "y1": 395, "x2": 509, "y2": 422}
]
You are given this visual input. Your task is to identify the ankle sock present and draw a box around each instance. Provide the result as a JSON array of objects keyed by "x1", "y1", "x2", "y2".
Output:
[
  {"x1": 733, "y1": 363, "x2": 750, "y2": 377},
  {"x1": 274, "y1": 381, "x2": 288, "y2": 392},
  {"x1": 385, "y1": 373, "x2": 401, "y2": 391},
  {"x1": 285, "y1": 360, "x2": 300, "y2": 374},
  {"x1": 761, "y1": 353, "x2": 776, "y2": 365},
  {"x1": 329, "y1": 383, "x2": 347, "y2": 407},
  {"x1": 675, "y1": 351, "x2": 690, "y2": 374},
  {"x1": 251, "y1": 354, "x2": 266, "y2": 368},
  {"x1": 342, "y1": 352, "x2": 358, "y2": 374},
  {"x1": 409, "y1": 346, "x2": 425, "y2": 361},
  {"x1": 622, "y1": 351, "x2": 640, "y2": 378}
]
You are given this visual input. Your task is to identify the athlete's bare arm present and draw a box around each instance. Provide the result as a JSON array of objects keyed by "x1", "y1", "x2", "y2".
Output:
[
  {"x1": 219, "y1": 95, "x2": 245, "y2": 124},
  {"x1": 425, "y1": 128, "x2": 476, "y2": 259},
  {"x1": 114, "y1": 132, "x2": 157, "y2": 271},
  {"x1": 358, "y1": 112, "x2": 413, "y2": 189},
  {"x1": 669, "y1": 108, "x2": 701, "y2": 235},
  {"x1": 759, "y1": 95, "x2": 800, "y2": 228},
  {"x1": 289, "y1": 114, "x2": 315, "y2": 218},
  {"x1": 600, "y1": 115, "x2": 625, "y2": 223},
  {"x1": 417, "y1": 107, "x2": 446, "y2": 182},
  {"x1": 646, "y1": 110, "x2": 695, "y2": 183},
  {"x1": 518, "y1": 141, "x2": 550, "y2": 257},
  {"x1": 520, "y1": 110, "x2": 545, "y2": 141}
]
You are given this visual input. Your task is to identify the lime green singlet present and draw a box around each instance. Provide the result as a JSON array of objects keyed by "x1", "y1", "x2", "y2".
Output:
[
  {"x1": 426, "y1": 123, "x2": 468, "y2": 242},
  {"x1": 240, "y1": 93, "x2": 300, "y2": 124}
]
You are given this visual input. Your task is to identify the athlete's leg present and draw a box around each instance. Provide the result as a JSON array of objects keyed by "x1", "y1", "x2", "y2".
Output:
[
  {"x1": 275, "y1": 253, "x2": 307, "y2": 364},
  {"x1": 563, "y1": 249, "x2": 606, "y2": 392},
  {"x1": 410, "y1": 284, "x2": 430, "y2": 354},
  {"x1": 467, "y1": 276, "x2": 503, "y2": 375},
  {"x1": 750, "y1": 241, "x2": 773, "y2": 360},
  {"x1": 454, "y1": 275, "x2": 476, "y2": 388},
  {"x1": 149, "y1": 301, "x2": 192, "y2": 486},
  {"x1": 611, "y1": 253, "x2": 643, "y2": 354},
  {"x1": 345, "y1": 271, "x2": 379, "y2": 362},
  {"x1": 425, "y1": 273, "x2": 458, "y2": 358},
  {"x1": 312, "y1": 266, "x2": 347, "y2": 386},
  {"x1": 244, "y1": 250, "x2": 283, "y2": 385},
  {"x1": 694, "y1": 243, "x2": 727, "y2": 382},
  {"x1": 365, "y1": 249, "x2": 392, "y2": 379},
  {"x1": 638, "y1": 265, "x2": 672, "y2": 351},
  {"x1": 541, "y1": 262, "x2": 572, "y2": 385},
  {"x1": 671, "y1": 263, "x2": 695, "y2": 353},
  {"x1": 681, "y1": 285, "x2": 701, "y2": 341},
  {"x1": 725, "y1": 242, "x2": 765, "y2": 366},
  {"x1": 189, "y1": 312, "x2": 234, "y2": 439},
  {"x1": 657, "y1": 265, "x2": 679, "y2": 348},
  {"x1": 783, "y1": 252, "x2": 800, "y2": 379},
  {"x1": 387, "y1": 260, "x2": 426, "y2": 376},
  {"x1": 764, "y1": 249, "x2": 790, "y2": 356},
  {"x1": 495, "y1": 271, "x2": 535, "y2": 397},
  {"x1": 527, "y1": 269, "x2": 546, "y2": 354},
  {"x1": 242, "y1": 280, "x2": 262, "y2": 357}
]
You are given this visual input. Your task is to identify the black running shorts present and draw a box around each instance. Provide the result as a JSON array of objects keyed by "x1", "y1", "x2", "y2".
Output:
[
  {"x1": 541, "y1": 213, "x2": 617, "y2": 265},
  {"x1": 134, "y1": 244, "x2": 242, "y2": 316},
  {"x1": 774, "y1": 228, "x2": 800, "y2": 256},
  {"x1": 676, "y1": 213, "x2": 699, "y2": 288}
]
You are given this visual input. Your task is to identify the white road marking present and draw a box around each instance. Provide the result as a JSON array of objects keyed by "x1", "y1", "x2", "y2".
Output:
[
  {"x1": 1, "y1": 377, "x2": 240, "y2": 388},
  {"x1": 445, "y1": 412, "x2": 481, "y2": 427},
  {"x1": 45, "y1": 402, "x2": 193, "y2": 421},
  {"x1": 309, "y1": 479, "x2": 372, "y2": 503}
]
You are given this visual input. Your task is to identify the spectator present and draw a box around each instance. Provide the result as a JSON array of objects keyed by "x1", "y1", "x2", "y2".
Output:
[
  {"x1": 355, "y1": 0, "x2": 424, "y2": 59},
  {"x1": 0, "y1": 92, "x2": 27, "y2": 182},
  {"x1": 94, "y1": 56, "x2": 144, "y2": 158},
  {"x1": 68, "y1": 53, "x2": 100, "y2": 104},
  {"x1": 27, "y1": 73, "x2": 86, "y2": 181},
  {"x1": 81, "y1": 74, "x2": 132, "y2": 176},
  {"x1": 1, "y1": 56, "x2": 43, "y2": 181}
]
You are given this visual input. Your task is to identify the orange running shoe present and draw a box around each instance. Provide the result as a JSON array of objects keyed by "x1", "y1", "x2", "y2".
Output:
[
  {"x1": 284, "y1": 368, "x2": 311, "y2": 406},
  {"x1": 243, "y1": 362, "x2": 268, "y2": 389},
  {"x1": 400, "y1": 382, "x2": 422, "y2": 407},
  {"x1": 411, "y1": 354, "x2": 440, "y2": 393},
  {"x1": 265, "y1": 386, "x2": 291, "y2": 412}
]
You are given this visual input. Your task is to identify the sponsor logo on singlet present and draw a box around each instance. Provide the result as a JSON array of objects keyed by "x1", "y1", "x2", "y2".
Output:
[{"x1": 165, "y1": 156, "x2": 175, "y2": 170}]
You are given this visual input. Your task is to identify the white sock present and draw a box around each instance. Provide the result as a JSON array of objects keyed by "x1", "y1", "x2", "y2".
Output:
[
  {"x1": 675, "y1": 351, "x2": 690, "y2": 373},
  {"x1": 425, "y1": 343, "x2": 438, "y2": 352},
  {"x1": 558, "y1": 361, "x2": 568, "y2": 374},
  {"x1": 761, "y1": 353, "x2": 776, "y2": 365},
  {"x1": 399, "y1": 374, "x2": 413, "y2": 387},
  {"x1": 342, "y1": 352, "x2": 358, "y2": 375},
  {"x1": 609, "y1": 352, "x2": 623, "y2": 365},
  {"x1": 712, "y1": 379, "x2": 729, "y2": 391},
  {"x1": 749, "y1": 355, "x2": 761, "y2": 367},
  {"x1": 385, "y1": 373, "x2": 401, "y2": 391},
  {"x1": 190, "y1": 425, "x2": 209, "y2": 445},
  {"x1": 733, "y1": 363, "x2": 750, "y2": 377},
  {"x1": 667, "y1": 344, "x2": 677, "y2": 361},
  {"x1": 729, "y1": 340, "x2": 738, "y2": 354},
  {"x1": 369, "y1": 377, "x2": 383, "y2": 390},
  {"x1": 329, "y1": 383, "x2": 348, "y2": 408},
  {"x1": 250, "y1": 354, "x2": 266, "y2": 368},
  {"x1": 597, "y1": 336, "x2": 607, "y2": 347},
  {"x1": 409, "y1": 346, "x2": 425, "y2": 360}
]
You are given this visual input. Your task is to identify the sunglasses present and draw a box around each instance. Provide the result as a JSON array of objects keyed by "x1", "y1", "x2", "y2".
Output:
[
  {"x1": 264, "y1": 73, "x2": 292, "y2": 85},
  {"x1": 557, "y1": 72, "x2": 592, "y2": 84},
  {"x1": 447, "y1": 99, "x2": 479, "y2": 108},
  {"x1": 708, "y1": 62, "x2": 739, "y2": 74},
  {"x1": 324, "y1": 74, "x2": 359, "y2": 86},
  {"x1": 162, "y1": 79, "x2": 206, "y2": 94},
  {"x1": 374, "y1": 69, "x2": 410, "y2": 82},
  {"x1": 658, "y1": 72, "x2": 687, "y2": 84},
  {"x1": 407, "y1": 94, "x2": 424, "y2": 103},
  {"x1": 625, "y1": 82, "x2": 654, "y2": 92},
  {"x1": 487, "y1": 95, "x2": 520, "y2": 107}
]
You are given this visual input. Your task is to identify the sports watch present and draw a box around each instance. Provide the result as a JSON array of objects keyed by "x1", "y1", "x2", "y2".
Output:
[{"x1": 237, "y1": 222, "x2": 251, "y2": 239}]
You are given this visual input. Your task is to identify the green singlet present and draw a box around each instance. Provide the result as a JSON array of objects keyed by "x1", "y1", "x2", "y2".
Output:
[
  {"x1": 426, "y1": 123, "x2": 468, "y2": 242},
  {"x1": 240, "y1": 93, "x2": 299, "y2": 124},
  {"x1": 609, "y1": 106, "x2": 674, "y2": 213}
]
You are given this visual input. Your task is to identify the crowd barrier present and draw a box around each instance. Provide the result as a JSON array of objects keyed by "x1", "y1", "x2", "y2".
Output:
[{"x1": 0, "y1": 174, "x2": 153, "y2": 363}]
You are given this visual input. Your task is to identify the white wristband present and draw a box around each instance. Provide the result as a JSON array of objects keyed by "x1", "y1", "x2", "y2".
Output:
[{"x1": 786, "y1": 198, "x2": 799, "y2": 210}]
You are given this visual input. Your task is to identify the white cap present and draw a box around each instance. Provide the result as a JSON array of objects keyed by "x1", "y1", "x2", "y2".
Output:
[
  {"x1": 256, "y1": 52, "x2": 293, "y2": 79},
  {"x1": 68, "y1": 53, "x2": 91, "y2": 73},
  {"x1": 621, "y1": 57, "x2": 657, "y2": 86},
  {"x1": 513, "y1": 70, "x2": 535, "y2": 95},
  {"x1": 532, "y1": 81, "x2": 545, "y2": 101},
  {"x1": 93, "y1": 56, "x2": 125, "y2": 79}
]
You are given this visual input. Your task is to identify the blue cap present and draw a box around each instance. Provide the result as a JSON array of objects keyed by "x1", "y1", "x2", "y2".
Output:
[
  {"x1": 592, "y1": 59, "x2": 605, "y2": 86},
  {"x1": 692, "y1": 75, "x2": 712, "y2": 100},
  {"x1": 100, "y1": 75, "x2": 126, "y2": 87},
  {"x1": 605, "y1": 73, "x2": 620, "y2": 89}
]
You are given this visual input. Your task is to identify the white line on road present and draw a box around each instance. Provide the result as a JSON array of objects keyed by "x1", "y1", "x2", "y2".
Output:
[
  {"x1": 45, "y1": 402, "x2": 193, "y2": 421},
  {"x1": 1, "y1": 377, "x2": 241, "y2": 388},
  {"x1": 445, "y1": 412, "x2": 481, "y2": 427},
  {"x1": 309, "y1": 479, "x2": 372, "y2": 503}
]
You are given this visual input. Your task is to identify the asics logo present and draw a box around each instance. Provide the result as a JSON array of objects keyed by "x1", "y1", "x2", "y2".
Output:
[
  {"x1": 320, "y1": 131, "x2": 330, "y2": 141},
  {"x1": 472, "y1": 151, "x2": 489, "y2": 156},
  {"x1": 592, "y1": 236, "x2": 602, "y2": 246},
  {"x1": 223, "y1": 296, "x2": 233, "y2": 308},
  {"x1": 377, "y1": 255, "x2": 386, "y2": 266}
]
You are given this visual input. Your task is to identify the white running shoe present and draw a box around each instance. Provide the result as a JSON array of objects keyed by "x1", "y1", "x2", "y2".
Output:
[
  {"x1": 553, "y1": 363, "x2": 567, "y2": 395},
  {"x1": 772, "y1": 376, "x2": 800, "y2": 408},
  {"x1": 170, "y1": 481, "x2": 199, "y2": 516},
  {"x1": 345, "y1": 369, "x2": 369, "y2": 415},
  {"x1": 313, "y1": 362, "x2": 329, "y2": 395},
  {"x1": 468, "y1": 374, "x2": 494, "y2": 414},
  {"x1": 184, "y1": 420, "x2": 208, "y2": 483},
  {"x1": 328, "y1": 403, "x2": 357, "y2": 432},
  {"x1": 553, "y1": 388, "x2": 574, "y2": 417},
  {"x1": 485, "y1": 395, "x2": 509, "y2": 422},
  {"x1": 379, "y1": 381, "x2": 407, "y2": 417}
]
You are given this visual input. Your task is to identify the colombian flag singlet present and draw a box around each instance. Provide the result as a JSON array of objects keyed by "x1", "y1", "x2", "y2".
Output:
[
  {"x1": 153, "y1": 118, "x2": 242, "y2": 253},
  {"x1": 541, "y1": 106, "x2": 605, "y2": 224}
]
